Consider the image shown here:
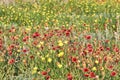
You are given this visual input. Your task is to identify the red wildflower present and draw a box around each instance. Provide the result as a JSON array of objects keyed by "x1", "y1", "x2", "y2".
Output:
[
  {"x1": 83, "y1": 68, "x2": 89, "y2": 72},
  {"x1": 87, "y1": 44, "x2": 92, "y2": 48},
  {"x1": 113, "y1": 47, "x2": 119, "y2": 52},
  {"x1": 41, "y1": 71, "x2": 47, "y2": 76},
  {"x1": 30, "y1": 55, "x2": 34, "y2": 59},
  {"x1": 84, "y1": 74, "x2": 89, "y2": 77},
  {"x1": 32, "y1": 32, "x2": 40, "y2": 38},
  {"x1": 8, "y1": 50, "x2": 12, "y2": 55},
  {"x1": 67, "y1": 73, "x2": 73, "y2": 80},
  {"x1": 89, "y1": 72, "x2": 96, "y2": 78},
  {"x1": 87, "y1": 47, "x2": 93, "y2": 53},
  {"x1": 23, "y1": 36, "x2": 29, "y2": 42},
  {"x1": 45, "y1": 75, "x2": 50, "y2": 80},
  {"x1": 108, "y1": 65, "x2": 113, "y2": 70},
  {"x1": 110, "y1": 71, "x2": 117, "y2": 77},
  {"x1": 71, "y1": 57, "x2": 78, "y2": 63},
  {"x1": 65, "y1": 31, "x2": 70, "y2": 36},
  {"x1": 0, "y1": 30, "x2": 2, "y2": 34},
  {"x1": 8, "y1": 58, "x2": 15, "y2": 64},
  {"x1": 85, "y1": 35, "x2": 92, "y2": 40},
  {"x1": 23, "y1": 49, "x2": 28, "y2": 53},
  {"x1": 104, "y1": 56, "x2": 107, "y2": 62},
  {"x1": 99, "y1": 46, "x2": 104, "y2": 51},
  {"x1": 106, "y1": 47, "x2": 110, "y2": 51}
]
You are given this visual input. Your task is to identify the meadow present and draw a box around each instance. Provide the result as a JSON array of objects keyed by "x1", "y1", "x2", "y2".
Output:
[{"x1": 0, "y1": 0, "x2": 120, "y2": 80}]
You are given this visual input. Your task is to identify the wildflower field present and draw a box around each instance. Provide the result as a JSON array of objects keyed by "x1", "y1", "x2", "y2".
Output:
[{"x1": 0, "y1": 0, "x2": 120, "y2": 80}]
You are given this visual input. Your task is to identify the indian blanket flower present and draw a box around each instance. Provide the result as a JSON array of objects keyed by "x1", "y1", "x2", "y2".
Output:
[
  {"x1": 113, "y1": 47, "x2": 119, "y2": 53},
  {"x1": 22, "y1": 36, "x2": 29, "y2": 42},
  {"x1": 67, "y1": 73, "x2": 73, "y2": 80},
  {"x1": 84, "y1": 74, "x2": 89, "y2": 77},
  {"x1": 8, "y1": 58, "x2": 15, "y2": 64},
  {"x1": 32, "y1": 32, "x2": 40, "y2": 38},
  {"x1": 45, "y1": 75, "x2": 50, "y2": 80},
  {"x1": 22, "y1": 49, "x2": 28, "y2": 53},
  {"x1": 110, "y1": 71, "x2": 117, "y2": 77},
  {"x1": 71, "y1": 57, "x2": 78, "y2": 63},
  {"x1": 85, "y1": 35, "x2": 92, "y2": 40},
  {"x1": 89, "y1": 72, "x2": 96, "y2": 78},
  {"x1": 83, "y1": 68, "x2": 89, "y2": 72},
  {"x1": 108, "y1": 65, "x2": 113, "y2": 70},
  {"x1": 41, "y1": 71, "x2": 47, "y2": 76}
]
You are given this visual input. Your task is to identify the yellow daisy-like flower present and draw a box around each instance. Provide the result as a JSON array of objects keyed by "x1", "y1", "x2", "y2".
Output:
[
  {"x1": 32, "y1": 67, "x2": 38, "y2": 74},
  {"x1": 40, "y1": 41, "x2": 44, "y2": 45},
  {"x1": 41, "y1": 57, "x2": 45, "y2": 61},
  {"x1": 0, "y1": 57, "x2": 4, "y2": 62},
  {"x1": 26, "y1": 26, "x2": 31, "y2": 32},
  {"x1": 33, "y1": 67, "x2": 38, "y2": 70},
  {"x1": 58, "y1": 40, "x2": 62, "y2": 43},
  {"x1": 58, "y1": 52, "x2": 64, "y2": 57},
  {"x1": 47, "y1": 58, "x2": 52, "y2": 63},
  {"x1": 57, "y1": 62, "x2": 62, "y2": 68},
  {"x1": 58, "y1": 42, "x2": 63, "y2": 47},
  {"x1": 92, "y1": 67, "x2": 97, "y2": 71},
  {"x1": 95, "y1": 60, "x2": 99, "y2": 64},
  {"x1": 94, "y1": 19, "x2": 97, "y2": 23},
  {"x1": 64, "y1": 40, "x2": 68, "y2": 44},
  {"x1": 58, "y1": 40, "x2": 64, "y2": 47},
  {"x1": 37, "y1": 52, "x2": 40, "y2": 55},
  {"x1": 17, "y1": 49, "x2": 20, "y2": 52},
  {"x1": 37, "y1": 44, "x2": 41, "y2": 48},
  {"x1": 32, "y1": 70, "x2": 37, "y2": 74}
]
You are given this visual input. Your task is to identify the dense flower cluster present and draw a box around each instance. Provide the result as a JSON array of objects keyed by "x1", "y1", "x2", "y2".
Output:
[
  {"x1": 0, "y1": 0, "x2": 120, "y2": 80},
  {"x1": 0, "y1": 25, "x2": 120, "y2": 79}
]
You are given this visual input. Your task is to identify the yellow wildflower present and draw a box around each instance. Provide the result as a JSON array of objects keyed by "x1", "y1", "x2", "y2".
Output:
[
  {"x1": 37, "y1": 52, "x2": 40, "y2": 55},
  {"x1": 32, "y1": 67, "x2": 38, "y2": 74},
  {"x1": 33, "y1": 67, "x2": 38, "y2": 70},
  {"x1": 40, "y1": 41, "x2": 44, "y2": 45},
  {"x1": 41, "y1": 57, "x2": 45, "y2": 61},
  {"x1": 17, "y1": 49, "x2": 20, "y2": 52},
  {"x1": 58, "y1": 42, "x2": 63, "y2": 46},
  {"x1": 58, "y1": 40, "x2": 63, "y2": 46},
  {"x1": 0, "y1": 57, "x2": 4, "y2": 62},
  {"x1": 57, "y1": 62, "x2": 62, "y2": 68},
  {"x1": 92, "y1": 67, "x2": 97, "y2": 71},
  {"x1": 95, "y1": 60, "x2": 99, "y2": 64},
  {"x1": 37, "y1": 44, "x2": 41, "y2": 48},
  {"x1": 26, "y1": 26, "x2": 31, "y2": 32},
  {"x1": 58, "y1": 52, "x2": 64, "y2": 57},
  {"x1": 64, "y1": 40, "x2": 68, "y2": 44},
  {"x1": 95, "y1": 19, "x2": 97, "y2": 23},
  {"x1": 32, "y1": 70, "x2": 37, "y2": 74},
  {"x1": 47, "y1": 58, "x2": 52, "y2": 63}
]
